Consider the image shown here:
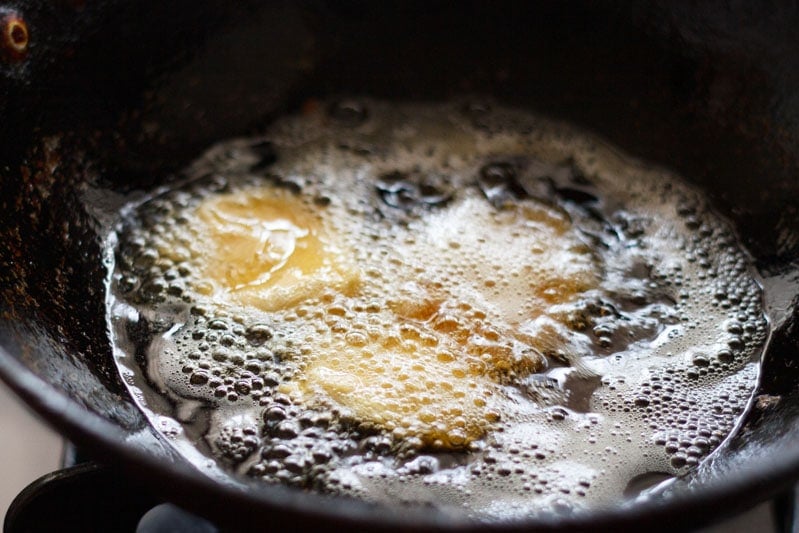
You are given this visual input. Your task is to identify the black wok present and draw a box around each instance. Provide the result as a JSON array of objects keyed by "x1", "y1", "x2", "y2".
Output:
[{"x1": 2, "y1": 1, "x2": 799, "y2": 530}]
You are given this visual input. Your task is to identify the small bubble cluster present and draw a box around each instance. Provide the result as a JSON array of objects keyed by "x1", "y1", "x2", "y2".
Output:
[{"x1": 107, "y1": 99, "x2": 769, "y2": 521}]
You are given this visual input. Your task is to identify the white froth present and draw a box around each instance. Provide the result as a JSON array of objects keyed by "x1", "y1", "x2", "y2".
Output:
[{"x1": 106, "y1": 99, "x2": 768, "y2": 521}]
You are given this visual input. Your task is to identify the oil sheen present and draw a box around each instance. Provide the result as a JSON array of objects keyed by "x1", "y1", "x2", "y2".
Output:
[{"x1": 106, "y1": 99, "x2": 768, "y2": 521}]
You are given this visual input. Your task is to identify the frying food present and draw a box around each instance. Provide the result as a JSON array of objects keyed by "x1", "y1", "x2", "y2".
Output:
[{"x1": 107, "y1": 99, "x2": 768, "y2": 520}]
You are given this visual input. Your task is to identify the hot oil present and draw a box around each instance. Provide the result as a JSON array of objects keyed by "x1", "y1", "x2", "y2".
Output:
[{"x1": 106, "y1": 99, "x2": 768, "y2": 521}]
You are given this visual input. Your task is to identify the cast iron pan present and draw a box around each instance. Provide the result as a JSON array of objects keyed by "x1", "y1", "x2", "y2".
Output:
[{"x1": 2, "y1": 1, "x2": 799, "y2": 530}]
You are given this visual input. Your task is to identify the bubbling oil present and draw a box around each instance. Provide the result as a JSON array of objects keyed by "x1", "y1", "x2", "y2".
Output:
[{"x1": 106, "y1": 99, "x2": 768, "y2": 521}]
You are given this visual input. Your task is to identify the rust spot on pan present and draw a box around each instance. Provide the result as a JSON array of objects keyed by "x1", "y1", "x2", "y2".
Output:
[{"x1": 1, "y1": 12, "x2": 28, "y2": 62}]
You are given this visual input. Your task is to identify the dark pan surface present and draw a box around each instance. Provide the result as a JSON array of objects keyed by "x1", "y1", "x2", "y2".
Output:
[{"x1": 2, "y1": 1, "x2": 799, "y2": 530}]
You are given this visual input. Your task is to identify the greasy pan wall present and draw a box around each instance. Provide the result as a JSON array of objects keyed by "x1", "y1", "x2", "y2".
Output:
[{"x1": 1, "y1": 1, "x2": 799, "y2": 530}]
